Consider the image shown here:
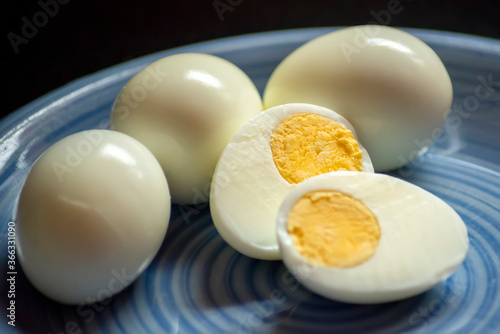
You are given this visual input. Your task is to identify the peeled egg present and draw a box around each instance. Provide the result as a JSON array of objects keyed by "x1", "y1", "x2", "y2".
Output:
[
  {"x1": 15, "y1": 130, "x2": 170, "y2": 305},
  {"x1": 210, "y1": 103, "x2": 373, "y2": 260},
  {"x1": 276, "y1": 172, "x2": 469, "y2": 304},
  {"x1": 109, "y1": 53, "x2": 262, "y2": 204},
  {"x1": 263, "y1": 25, "x2": 453, "y2": 172}
]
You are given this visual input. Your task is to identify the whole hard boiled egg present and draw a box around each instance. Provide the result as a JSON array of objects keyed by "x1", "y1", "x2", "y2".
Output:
[
  {"x1": 210, "y1": 103, "x2": 373, "y2": 260},
  {"x1": 276, "y1": 172, "x2": 469, "y2": 304},
  {"x1": 110, "y1": 53, "x2": 262, "y2": 204},
  {"x1": 263, "y1": 25, "x2": 453, "y2": 172},
  {"x1": 15, "y1": 130, "x2": 170, "y2": 305}
]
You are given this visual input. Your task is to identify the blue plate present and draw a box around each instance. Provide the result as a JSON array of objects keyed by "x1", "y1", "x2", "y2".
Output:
[{"x1": 1, "y1": 28, "x2": 499, "y2": 334}]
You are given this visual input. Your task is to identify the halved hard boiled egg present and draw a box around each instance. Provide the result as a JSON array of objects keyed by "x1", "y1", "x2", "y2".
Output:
[
  {"x1": 210, "y1": 103, "x2": 373, "y2": 260},
  {"x1": 276, "y1": 172, "x2": 469, "y2": 304}
]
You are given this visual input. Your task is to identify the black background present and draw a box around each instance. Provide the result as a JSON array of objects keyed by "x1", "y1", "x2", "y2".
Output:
[{"x1": 3, "y1": 0, "x2": 499, "y2": 121}]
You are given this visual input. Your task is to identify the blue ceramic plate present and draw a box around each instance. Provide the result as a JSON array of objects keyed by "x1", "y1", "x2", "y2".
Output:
[{"x1": 1, "y1": 28, "x2": 499, "y2": 334}]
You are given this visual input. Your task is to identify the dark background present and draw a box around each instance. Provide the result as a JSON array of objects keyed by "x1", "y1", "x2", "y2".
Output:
[{"x1": 3, "y1": 0, "x2": 499, "y2": 121}]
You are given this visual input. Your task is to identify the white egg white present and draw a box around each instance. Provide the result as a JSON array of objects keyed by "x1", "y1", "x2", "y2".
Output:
[
  {"x1": 110, "y1": 53, "x2": 262, "y2": 204},
  {"x1": 15, "y1": 130, "x2": 171, "y2": 305},
  {"x1": 210, "y1": 103, "x2": 373, "y2": 260},
  {"x1": 276, "y1": 171, "x2": 469, "y2": 304},
  {"x1": 263, "y1": 25, "x2": 453, "y2": 172}
]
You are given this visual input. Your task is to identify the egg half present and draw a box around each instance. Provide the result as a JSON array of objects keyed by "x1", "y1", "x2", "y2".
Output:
[
  {"x1": 210, "y1": 103, "x2": 373, "y2": 260},
  {"x1": 276, "y1": 172, "x2": 469, "y2": 304},
  {"x1": 110, "y1": 52, "x2": 262, "y2": 204},
  {"x1": 263, "y1": 25, "x2": 453, "y2": 172},
  {"x1": 15, "y1": 130, "x2": 171, "y2": 305}
]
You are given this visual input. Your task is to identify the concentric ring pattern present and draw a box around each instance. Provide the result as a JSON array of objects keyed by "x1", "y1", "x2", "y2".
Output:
[{"x1": 1, "y1": 28, "x2": 499, "y2": 334}]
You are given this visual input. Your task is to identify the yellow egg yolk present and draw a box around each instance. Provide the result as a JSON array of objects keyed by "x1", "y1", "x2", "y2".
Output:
[
  {"x1": 287, "y1": 190, "x2": 380, "y2": 268},
  {"x1": 270, "y1": 113, "x2": 363, "y2": 184}
]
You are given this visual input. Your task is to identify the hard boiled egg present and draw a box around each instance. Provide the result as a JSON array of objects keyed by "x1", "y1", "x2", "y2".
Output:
[
  {"x1": 276, "y1": 172, "x2": 469, "y2": 304},
  {"x1": 15, "y1": 130, "x2": 170, "y2": 305},
  {"x1": 110, "y1": 53, "x2": 262, "y2": 204},
  {"x1": 210, "y1": 103, "x2": 373, "y2": 260},
  {"x1": 263, "y1": 25, "x2": 453, "y2": 172}
]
